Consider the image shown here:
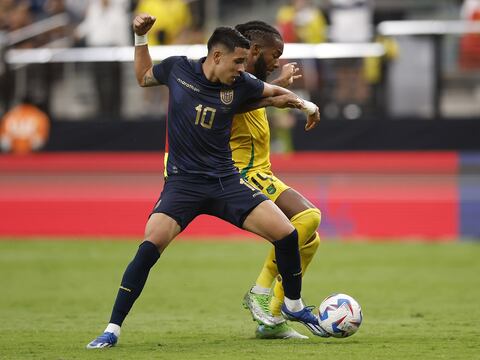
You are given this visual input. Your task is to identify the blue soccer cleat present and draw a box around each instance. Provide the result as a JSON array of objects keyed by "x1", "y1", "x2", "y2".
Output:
[
  {"x1": 86, "y1": 332, "x2": 118, "y2": 349},
  {"x1": 281, "y1": 304, "x2": 330, "y2": 338}
]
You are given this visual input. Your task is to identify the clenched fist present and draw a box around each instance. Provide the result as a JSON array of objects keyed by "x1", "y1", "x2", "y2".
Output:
[{"x1": 133, "y1": 14, "x2": 156, "y2": 36}]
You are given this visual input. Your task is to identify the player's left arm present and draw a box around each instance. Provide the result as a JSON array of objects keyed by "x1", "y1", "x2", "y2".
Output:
[
  {"x1": 261, "y1": 83, "x2": 321, "y2": 131},
  {"x1": 237, "y1": 93, "x2": 304, "y2": 114}
]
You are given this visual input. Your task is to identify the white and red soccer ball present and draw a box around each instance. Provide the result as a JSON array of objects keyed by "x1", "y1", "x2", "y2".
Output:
[{"x1": 318, "y1": 293, "x2": 363, "y2": 338}]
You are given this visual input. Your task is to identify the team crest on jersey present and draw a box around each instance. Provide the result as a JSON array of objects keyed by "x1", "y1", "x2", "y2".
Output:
[
  {"x1": 266, "y1": 184, "x2": 277, "y2": 195},
  {"x1": 220, "y1": 89, "x2": 234, "y2": 105}
]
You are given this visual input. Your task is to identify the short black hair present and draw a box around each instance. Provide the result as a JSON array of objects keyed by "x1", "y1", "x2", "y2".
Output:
[
  {"x1": 235, "y1": 21, "x2": 282, "y2": 44},
  {"x1": 207, "y1": 26, "x2": 250, "y2": 53}
]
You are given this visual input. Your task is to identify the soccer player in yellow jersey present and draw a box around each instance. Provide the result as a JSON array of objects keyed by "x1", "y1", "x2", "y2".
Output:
[{"x1": 232, "y1": 21, "x2": 322, "y2": 339}]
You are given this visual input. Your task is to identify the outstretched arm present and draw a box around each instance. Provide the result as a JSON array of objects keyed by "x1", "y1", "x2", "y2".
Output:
[
  {"x1": 133, "y1": 14, "x2": 160, "y2": 87},
  {"x1": 238, "y1": 93, "x2": 304, "y2": 114},
  {"x1": 261, "y1": 83, "x2": 321, "y2": 131}
]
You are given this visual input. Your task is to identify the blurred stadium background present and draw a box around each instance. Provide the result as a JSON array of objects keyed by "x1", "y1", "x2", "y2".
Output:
[
  {"x1": 1, "y1": 0, "x2": 479, "y2": 240},
  {"x1": 1, "y1": 1, "x2": 480, "y2": 359}
]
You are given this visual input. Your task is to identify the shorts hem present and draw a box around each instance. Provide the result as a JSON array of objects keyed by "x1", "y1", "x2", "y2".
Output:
[
  {"x1": 238, "y1": 196, "x2": 269, "y2": 228},
  {"x1": 150, "y1": 210, "x2": 185, "y2": 231}
]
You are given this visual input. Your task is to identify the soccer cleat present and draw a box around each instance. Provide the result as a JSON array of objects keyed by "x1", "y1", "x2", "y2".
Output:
[
  {"x1": 242, "y1": 289, "x2": 276, "y2": 326},
  {"x1": 86, "y1": 332, "x2": 118, "y2": 349},
  {"x1": 256, "y1": 323, "x2": 309, "y2": 339},
  {"x1": 281, "y1": 304, "x2": 330, "y2": 338}
]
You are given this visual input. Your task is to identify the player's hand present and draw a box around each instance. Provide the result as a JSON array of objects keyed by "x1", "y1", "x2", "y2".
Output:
[
  {"x1": 305, "y1": 106, "x2": 320, "y2": 131},
  {"x1": 273, "y1": 63, "x2": 302, "y2": 88},
  {"x1": 133, "y1": 13, "x2": 156, "y2": 36},
  {"x1": 270, "y1": 94, "x2": 304, "y2": 109}
]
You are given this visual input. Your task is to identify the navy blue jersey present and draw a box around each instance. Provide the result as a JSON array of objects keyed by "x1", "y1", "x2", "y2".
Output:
[{"x1": 153, "y1": 56, "x2": 264, "y2": 177}]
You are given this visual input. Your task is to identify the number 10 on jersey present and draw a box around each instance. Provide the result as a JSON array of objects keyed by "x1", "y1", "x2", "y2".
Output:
[{"x1": 194, "y1": 104, "x2": 216, "y2": 129}]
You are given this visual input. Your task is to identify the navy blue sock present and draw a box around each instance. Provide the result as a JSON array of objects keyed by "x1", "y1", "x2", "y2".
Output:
[
  {"x1": 273, "y1": 229, "x2": 302, "y2": 300},
  {"x1": 109, "y1": 241, "x2": 160, "y2": 326}
]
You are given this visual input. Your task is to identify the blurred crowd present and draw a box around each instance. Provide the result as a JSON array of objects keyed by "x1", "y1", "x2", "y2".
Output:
[
  {"x1": 1, "y1": 0, "x2": 478, "y2": 52},
  {"x1": 0, "y1": 0, "x2": 201, "y2": 48},
  {"x1": 0, "y1": 0, "x2": 394, "y2": 50}
]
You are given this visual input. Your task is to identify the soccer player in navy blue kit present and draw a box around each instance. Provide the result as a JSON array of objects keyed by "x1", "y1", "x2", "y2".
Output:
[{"x1": 87, "y1": 13, "x2": 327, "y2": 349}]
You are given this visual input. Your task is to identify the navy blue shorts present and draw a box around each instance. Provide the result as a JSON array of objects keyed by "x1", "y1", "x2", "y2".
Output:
[{"x1": 151, "y1": 173, "x2": 269, "y2": 230}]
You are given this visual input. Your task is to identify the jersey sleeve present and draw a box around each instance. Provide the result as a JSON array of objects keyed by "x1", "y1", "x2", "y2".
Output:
[
  {"x1": 152, "y1": 56, "x2": 185, "y2": 84},
  {"x1": 242, "y1": 72, "x2": 265, "y2": 101}
]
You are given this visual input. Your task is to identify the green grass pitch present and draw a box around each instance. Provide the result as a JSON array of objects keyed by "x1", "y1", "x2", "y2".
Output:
[{"x1": 1, "y1": 238, "x2": 479, "y2": 360}]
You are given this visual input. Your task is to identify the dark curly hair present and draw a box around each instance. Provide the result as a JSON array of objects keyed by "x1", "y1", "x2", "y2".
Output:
[{"x1": 235, "y1": 21, "x2": 282, "y2": 44}]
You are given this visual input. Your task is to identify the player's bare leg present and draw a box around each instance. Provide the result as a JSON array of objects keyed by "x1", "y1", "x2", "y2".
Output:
[
  {"x1": 144, "y1": 213, "x2": 182, "y2": 253},
  {"x1": 86, "y1": 214, "x2": 180, "y2": 349},
  {"x1": 243, "y1": 199, "x2": 294, "y2": 242}
]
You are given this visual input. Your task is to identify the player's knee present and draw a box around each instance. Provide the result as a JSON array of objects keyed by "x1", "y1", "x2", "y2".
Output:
[
  {"x1": 274, "y1": 223, "x2": 297, "y2": 243},
  {"x1": 307, "y1": 208, "x2": 322, "y2": 231},
  {"x1": 291, "y1": 208, "x2": 321, "y2": 238},
  {"x1": 144, "y1": 214, "x2": 180, "y2": 253},
  {"x1": 307, "y1": 232, "x2": 321, "y2": 252}
]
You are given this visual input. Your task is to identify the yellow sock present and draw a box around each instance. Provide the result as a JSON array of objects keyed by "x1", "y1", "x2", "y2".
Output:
[
  {"x1": 254, "y1": 246, "x2": 278, "y2": 289},
  {"x1": 269, "y1": 208, "x2": 321, "y2": 316},
  {"x1": 254, "y1": 208, "x2": 321, "y2": 289}
]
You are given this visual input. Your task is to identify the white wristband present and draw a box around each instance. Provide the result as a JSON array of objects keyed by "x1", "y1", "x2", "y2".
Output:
[
  {"x1": 134, "y1": 33, "x2": 148, "y2": 46},
  {"x1": 302, "y1": 100, "x2": 317, "y2": 115}
]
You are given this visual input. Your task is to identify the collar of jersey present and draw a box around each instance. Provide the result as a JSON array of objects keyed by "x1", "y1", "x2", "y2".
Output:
[{"x1": 194, "y1": 57, "x2": 206, "y2": 74}]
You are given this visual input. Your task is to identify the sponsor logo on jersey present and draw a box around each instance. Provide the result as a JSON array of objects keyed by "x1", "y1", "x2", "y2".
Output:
[{"x1": 176, "y1": 77, "x2": 200, "y2": 92}]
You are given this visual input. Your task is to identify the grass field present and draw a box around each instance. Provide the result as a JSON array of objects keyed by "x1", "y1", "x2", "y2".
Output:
[{"x1": 1, "y1": 238, "x2": 479, "y2": 360}]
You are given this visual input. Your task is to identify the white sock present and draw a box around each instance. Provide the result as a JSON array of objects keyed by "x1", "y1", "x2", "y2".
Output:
[
  {"x1": 105, "y1": 323, "x2": 121, "y2": 337},
  {"x1": 251, "y1": 285, "x2": 270, "y2": 295},
  {"x1": 284, "y1": 297, "x2": 304, "y2": 312}
]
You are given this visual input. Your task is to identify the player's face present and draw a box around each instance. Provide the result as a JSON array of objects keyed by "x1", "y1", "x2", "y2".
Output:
[
  {"x1": 254, "y1": 36, "x2": 284, "y2": 81},
  {"x1": 217, "y1": 47, "x2": 248, "y2": 85}
]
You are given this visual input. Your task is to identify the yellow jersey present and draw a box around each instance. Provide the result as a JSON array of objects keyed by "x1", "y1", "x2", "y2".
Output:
[{"x1": 231, "y1": 108, "x2": 272, "y2": 177}]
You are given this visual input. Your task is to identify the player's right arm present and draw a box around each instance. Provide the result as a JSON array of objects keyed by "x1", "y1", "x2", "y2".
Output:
[{"x1": 133, "y1": 13, "x2": 160, "y2": 87}]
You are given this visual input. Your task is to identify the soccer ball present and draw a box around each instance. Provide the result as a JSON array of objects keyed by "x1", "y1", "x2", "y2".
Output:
[{"x1": 318, "y1": 293, "x2": 363, "y2": 338}]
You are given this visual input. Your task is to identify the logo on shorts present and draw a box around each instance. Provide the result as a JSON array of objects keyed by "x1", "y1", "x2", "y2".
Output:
[
  {"x1": 266, "y1": 184, "x2": 277, "y2": 195},
  {"x1": 220, "y1": 89, "x2": 234, "y2": 105}
]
